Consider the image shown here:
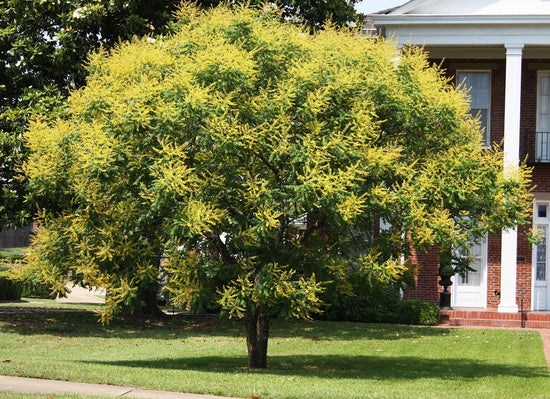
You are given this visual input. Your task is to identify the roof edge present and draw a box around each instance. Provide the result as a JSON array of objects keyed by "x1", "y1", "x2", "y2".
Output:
[{"x1": 371, "y1": 14, "x2": 550, "y2": 25}]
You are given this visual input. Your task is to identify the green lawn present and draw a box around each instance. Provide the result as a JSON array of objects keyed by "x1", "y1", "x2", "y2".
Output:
[
  {"x1": 0, "y1": 248, "x2": 25, "y2": 258},
  {"x1": 0, "y1": 310, "x2": 549, "y2": 399},
  {"x1": 0, "y1": 298, "x2": 104, "y2": 312}
]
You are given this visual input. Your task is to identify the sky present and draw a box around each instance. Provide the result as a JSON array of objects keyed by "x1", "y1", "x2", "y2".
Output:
[{"x1": 355, "y1": 0, "x2": 408, "y2": 14}]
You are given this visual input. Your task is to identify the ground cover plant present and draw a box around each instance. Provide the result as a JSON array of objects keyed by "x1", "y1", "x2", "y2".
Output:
[{"x1": 0, "y1": 310, "x2": 548, "y2": 399}]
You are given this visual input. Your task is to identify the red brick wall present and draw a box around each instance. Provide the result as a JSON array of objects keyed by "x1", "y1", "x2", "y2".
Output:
[
  {"x1": 490, "y1": 61, "x2": 505, "y2": 144},
  {"x1": 521, "y1": 62, "x2": 537, "y2": 137},
  {"x1": 517, "y1": 223, "x2": 533, "y2": 310},
  {"x1": 486, "y1": 233, "x2": 502, "y2": 309},
  {"x1": 520, "y1": 60, "x2": 550, "y2": 190},
  {"x1": 404, "y1": 246, "x2": 440, "y2": 304},
  {"x1": 403, "y1": 58, "x2": 542, "y2": 310}
]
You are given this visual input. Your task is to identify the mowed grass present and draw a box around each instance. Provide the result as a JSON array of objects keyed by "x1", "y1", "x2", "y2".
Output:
[
  {"x1": 0, "y1": 299, "x2": 104, "y2": 312},
  {"x1": 0, "y1": 248, "x2": 25, "y2": 258},
  {"x1": 0, "y1": 310, "x2": 549, "y2": 399}
]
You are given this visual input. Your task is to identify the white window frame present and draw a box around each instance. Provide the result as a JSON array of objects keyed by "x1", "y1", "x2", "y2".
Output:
[
  {"x1": 536, "y1": 71, "x2": 550, "y2": 162},
  {"x1": 537, "y1": 71, "x2": 550, "y2": 132},
  {"x1": 533, "y1": 199, "x2": 550, "y2": 310},
  {"x1": 457, "y1": 70, "x2": 492, "y2": 147}
]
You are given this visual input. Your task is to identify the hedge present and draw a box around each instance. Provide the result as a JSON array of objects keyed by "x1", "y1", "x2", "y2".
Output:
[
  {"x1": 0, "y1": 271, "x2": 22, "y2": 300},
  {"x1": 317, "y1": 282, "x2": 441, "y2": 326}
]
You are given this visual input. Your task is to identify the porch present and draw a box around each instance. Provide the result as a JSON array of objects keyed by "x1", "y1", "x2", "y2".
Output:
[{"x1": 440, "y1": 308, "x2": 550, "y2": 329}]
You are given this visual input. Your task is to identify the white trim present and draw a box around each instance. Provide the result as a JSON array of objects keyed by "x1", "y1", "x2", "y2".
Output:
[
  {"x1": 423, "y1": 46, "x2": 550, "y2": 60},
  {"x1": 503, "y1": 44, "x2": 524, "y2": 171},
  {"x1": 535, "y1": 71, "x2": 550, "y2": 162},
  {"x1": 532, "y1": 200, "x2": 550, "y2": 310},
  {"x1": 373, "y1": 15, "x2": 550, "y2": 25},
  {"x1": 537, "y1": 70, "x2": 550, "y2": 132},
  {"x1": 451, "y1": 239, "x2": 488, "y2": 308},
  {"x1": 380, "y1": 30, "x2": 550, "y2": 48},
  {"x1": 372, "y1": 16, "x2": 550, "y2": 47},
  {"x1": 498, "y1": 45, "x2": 523, "y2": 314}
]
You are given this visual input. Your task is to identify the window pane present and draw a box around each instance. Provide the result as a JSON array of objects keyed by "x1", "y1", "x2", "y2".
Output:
[
  {"x1": 459, "y1": 72, "x2": 490, "y2": 108},
  {"x1": 538, "y1": 75, "x2": 550, "y2": 132},
  {"x1": 458, "y1": 72, "x2": 490, "y2": 145},
  {"x1": 459, "y1": 243, "x2": 482, "y2": 287},
  {"x1": 536, "y1": 226, "x2": 547, "y2": 282},
  {"x1": 540, "y1": 75, "x2": 550, "y2": 96},
  {"x1": 539, "y1": 204, "x2": 548, "y2": 218}
]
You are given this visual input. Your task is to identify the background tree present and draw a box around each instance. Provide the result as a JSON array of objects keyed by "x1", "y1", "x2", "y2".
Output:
[
  {"x1": 267, "y1": 0, "x2": 359, "y2": 28},
  {"x1": 0, "y1": 0, "x2": 183, "y2": 229},
  {"x1": 1, "y1": 0, "x2": 359, "y2": 230},
  {"x1": 24, "y1": 4, "x2": 531, "y2": 368}
]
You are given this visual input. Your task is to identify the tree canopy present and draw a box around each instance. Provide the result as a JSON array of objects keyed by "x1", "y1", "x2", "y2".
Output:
[
  {"x1": 0, "y1": 0, "x2": 358, "y2": 230},
  {"x1": 0, "y1": 0, "x2": 183, "y2": 229},
  {"x1": 24, "y1": 4, "x2": 531, "y2": 368}
]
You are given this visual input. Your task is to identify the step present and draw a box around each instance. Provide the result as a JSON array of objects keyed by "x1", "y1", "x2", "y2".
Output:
[{"x1": 440, "y1": 309, "x2": 550, "y2": 329}]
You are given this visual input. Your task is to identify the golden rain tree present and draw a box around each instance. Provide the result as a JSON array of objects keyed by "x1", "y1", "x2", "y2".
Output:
[{"x1": 24, "y1": 4, "x2": 531, "y2": 368}]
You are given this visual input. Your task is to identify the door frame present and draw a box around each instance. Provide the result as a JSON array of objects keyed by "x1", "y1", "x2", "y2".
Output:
[
  {"x1": 533, "y1": 198, "x2": 550, "y2": 310},
  {"x1": 451, "y1": 238, "x2": 488, "y2": 308}
]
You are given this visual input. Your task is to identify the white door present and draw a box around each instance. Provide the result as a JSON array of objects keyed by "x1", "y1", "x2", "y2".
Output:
[
  {"x1": 451, "y1": 240, "x2": 487, "y2": 308},
  {"x1": 533, "y1": 203, "x2": 550, "y2": 310}
]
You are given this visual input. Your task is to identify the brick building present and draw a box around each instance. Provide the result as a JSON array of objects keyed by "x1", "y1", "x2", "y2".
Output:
[{"x1": 372, "y1": 0, "x2": 550, "y2": 314}]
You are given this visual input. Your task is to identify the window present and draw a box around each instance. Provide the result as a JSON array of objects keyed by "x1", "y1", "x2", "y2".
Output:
[
  {"x1": 457, "y1": 243, "x2": 483, "y2": 286},
  {"x1": 534, "y1": 202, "x2": 550, "y2": 283},
  {"x1": 457, "y1": 71, "x2": 491, "y2": 147},
  {"x1": 539, "y1": 204, "x2": 548, "y2": 219},
  {"x1": 537, "y1": 72, "x2": 550, "y2": 162},
  {"x1": 537, "y1": 72, "x2": 550, "y2": 132},
  {"x1": 536, "y1": 225, "x2": 547, "y2": 282}
]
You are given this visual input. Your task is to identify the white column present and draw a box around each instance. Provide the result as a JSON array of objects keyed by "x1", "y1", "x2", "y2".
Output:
[{"x1": 498, "y1": 44, "x2": 524, "y2": 313}]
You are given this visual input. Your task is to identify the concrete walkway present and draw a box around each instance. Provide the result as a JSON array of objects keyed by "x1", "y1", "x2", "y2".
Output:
[
  {"x1": 542, "y1": 329, "x2": 550, "y2": 368},
  {"x1": 56, "y1": 285, "x2": 106, "y2": 304},
  {"x1": 0, "y1": 376, "x2": 240, "y2": 399}
]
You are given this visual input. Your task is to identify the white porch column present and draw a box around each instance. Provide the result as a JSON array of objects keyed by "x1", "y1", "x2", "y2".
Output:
[{"x1": 498, "y1": 44, "x2": 524, "y2": 313}]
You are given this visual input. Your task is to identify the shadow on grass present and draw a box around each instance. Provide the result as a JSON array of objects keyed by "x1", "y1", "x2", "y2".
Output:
[
  {"x1": 0, "y1": 310, "x2": 451, "y2": 340},
  {"x1": 0, "y1": 299, "x2": 104, "y2": 307},
  {"x1": 0, "y1": 311, "x2": 227, "y2": 339},
  {"x1": 80, "y1": 354, "x2": 549, "y2": 380}
]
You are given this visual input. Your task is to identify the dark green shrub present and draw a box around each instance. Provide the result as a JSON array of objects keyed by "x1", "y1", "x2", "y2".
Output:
[
  {"x1": 0, "y1": 271, "x2": 22, "y2": 300},
  {"x1": 396, "y1": 299, "x2": 440, "y2": 325},
  {"x1": 317, "y1": 268, "x2": 440, "y2": 325},
  {"x1": 0, "y1": 261, "x2": 56, "y2": 299},
  {"x1": 21, "y1": 274, "x2": 56, "y2": 299},
  {"x1": 9, "y1": 263, "x2": 57, "y2": 299},
  {"x1": 314, "y1": 261, "x2": 441, "y2": 326},
  {"x1": 317, "y1": 271, "x2": 403, "y2": 323}
]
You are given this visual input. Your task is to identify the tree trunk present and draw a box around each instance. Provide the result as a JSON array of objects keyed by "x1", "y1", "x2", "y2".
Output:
[
  {"x1": 129, "y1": 252, "x2": 166, "y2": 320},
  {"x1": 124, "y1": 285, "x2": 166, "y2": 320},
  {"x1": 245, "y1": 310, "x2": 270, "y2": 369},
  {"x1": 139, "y1": 285, "x2": 166, "y2": 319}
]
